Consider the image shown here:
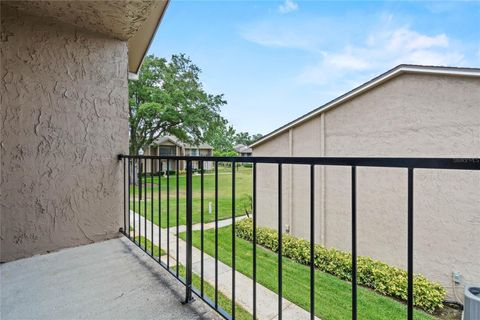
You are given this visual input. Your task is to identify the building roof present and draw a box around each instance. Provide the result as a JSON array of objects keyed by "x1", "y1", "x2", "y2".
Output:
[
  {"x1": 152, "y1": 136, "x2": 213, "y2": 149},
  {"x1": 3, "y1": 0, "x2": 169, "y2": 76},
  {"x1": 234, "y1": 144, "x2": 252, "y2": 154},
  {"x1": 250, "y1": 64, "x2": 480, "y2": 148},
  {"x1": 184, "y1": 142, "x2": 214, "y2": 150}
]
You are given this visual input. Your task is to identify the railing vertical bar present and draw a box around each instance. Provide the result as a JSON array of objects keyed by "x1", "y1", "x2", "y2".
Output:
[
  {"x1": 253, "y1": 162, "x2": 257, "y2": 320},
  {"x1": 127, "y1": 159, "x2": 131, "y2": 239},
  {"x1": 144, "y1": 158, "x2": 147, "y2": 250},
  {"x1": 158, "y1": 159, "x2": 162, "y2": 261},
  {"x1": 133, "y1": 158, "x2": 136, "y2": 241},
  {"x1": 151, "y1": 158, "x2": 154, "y2": 256},
  {"x1": 215, "y1": 161, "x2": 219, "y2": 308},
  {"x1": 176, "y1": 159, "x2": 180, "y2": 278},
  {"x1": 407, "y1": 168, "x2": 414, "y2": 320},
  {"x1": 201, "y1": 160, "x2": 205, "y2": 297},
  {"x1": 278, "y1": 163, "x2": 283, "y2": 320},
  {"x1": 352, "y1": 166, "x2": 357, "y2": 320},
  {"x1": 138, "y1": 158, "x2": 141, "y2": 244},
  {"x1": 310, "y1": 164, "x2": 315, "y2": 320},
  {"x1": 232, "y1": 161, "x2": 236, "y2": 319},
  {"x1": 184, "y1": 160, "x2": 193, "y2": 303},
  {"x1": 123, "y1": 157, "x2": 126, "y2": 234},
  {"x1": 167, "y1": 160, "x2": 170, "y2": 269}
]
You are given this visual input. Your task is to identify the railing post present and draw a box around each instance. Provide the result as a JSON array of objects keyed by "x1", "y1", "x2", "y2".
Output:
[
  {"x1": 407, "y1": 168, "x2": 414, "y2": 320},
  {"x1": 183, "y1": 159, "x2": 194, "y2": 304},
  {"x1": 351, "y1": 166, "x2": 357, "y2": 320}
]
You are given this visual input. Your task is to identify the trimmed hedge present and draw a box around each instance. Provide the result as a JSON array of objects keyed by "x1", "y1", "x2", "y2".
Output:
[{"x1": 236, "y1": 218, "x2": 445, "y2": 313}]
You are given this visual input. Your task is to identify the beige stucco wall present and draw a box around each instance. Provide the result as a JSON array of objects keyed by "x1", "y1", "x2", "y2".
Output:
[
  {"x1": 253, "y1": 73, "x2": 480, "y2": 299},
  {"x1": 0, "y1": 7, "x2": 129, "y2": 262},
  {"x1": 255, "y1": 131, "x2": 291, "y2": 233}
]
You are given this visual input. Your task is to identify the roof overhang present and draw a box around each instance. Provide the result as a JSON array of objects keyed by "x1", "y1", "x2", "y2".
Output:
[
  {"x1": 250, "y1": 64, "x2": 480, "y2": 148},
  {"x1": 152, "y1": 136, "x2": 183, "y2": 147},
  {"x1": 127, "y1": 1, "x2": 169, "y2": 75},
  {"x1": 2, "y1": 0, "x2": 169, "y2": 75}
]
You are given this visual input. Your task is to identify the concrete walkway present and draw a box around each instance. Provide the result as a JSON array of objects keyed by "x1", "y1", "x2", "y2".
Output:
[
  {"x1": 0, "y1": 238, "x2": 220, "y2": 320},
  {"x1": 130, "y1": 212, "x2": 320, "y2": 320}
]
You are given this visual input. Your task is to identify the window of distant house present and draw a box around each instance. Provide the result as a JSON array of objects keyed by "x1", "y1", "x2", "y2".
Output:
[
  {"x1": 159, "y1": 146, "x2": 176, "y2": 156},
  {"x1": 200, "y1": 149, "x2": 210, "y2": 156},
  {"x1": 188, "y1": 149, "x2": 199, "y2": 156}
]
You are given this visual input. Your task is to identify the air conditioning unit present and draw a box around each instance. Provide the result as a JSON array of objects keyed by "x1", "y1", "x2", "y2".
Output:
[{"x1": 464, "y1": 284, "x2": 480, "y2": 320}]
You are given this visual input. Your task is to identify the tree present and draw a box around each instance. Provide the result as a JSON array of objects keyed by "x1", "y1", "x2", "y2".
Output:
[
  {"x1": 204, "y1": 119, "x2": 237, "y2": 152},
  {"x1": 235, "y1": 132, "x2": 263, "y2": 146},
  {"x1": 128, "y1": 54, "x2": 226, "y2": 154},
  {"x1": 234, "y1": 132, "x2": 251, "y2": 145}
]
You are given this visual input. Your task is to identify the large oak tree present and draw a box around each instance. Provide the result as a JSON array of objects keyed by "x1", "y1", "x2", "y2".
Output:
[{"x1": 128, "y1": 54, "x2": 226, "y2": 155}]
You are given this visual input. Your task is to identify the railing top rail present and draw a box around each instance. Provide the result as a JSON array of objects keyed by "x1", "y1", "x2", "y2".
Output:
[{"x1": 118, "y1": 154, "x2": 480, "y2": 170}]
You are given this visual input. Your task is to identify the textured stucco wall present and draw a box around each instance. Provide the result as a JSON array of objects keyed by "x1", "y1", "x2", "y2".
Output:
[
  {"x1": 253, "y1": 73, "x2": 480, "y2": 299},
  {"x1": 0, "y1": 7, "x2": 129, "y2": 262}
]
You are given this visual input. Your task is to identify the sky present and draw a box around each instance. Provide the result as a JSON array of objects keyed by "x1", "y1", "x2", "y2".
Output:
[{"x1": 149, "y1": 0, "x2": 480, "y2": 135}]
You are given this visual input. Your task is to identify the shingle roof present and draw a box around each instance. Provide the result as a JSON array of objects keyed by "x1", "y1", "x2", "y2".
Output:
[
  {"x1": 152, "y1": 136, "x2": 213, "y2": 149},
  {"x1": 234, "y1": 144, "x2": 252, "y2": 153}
]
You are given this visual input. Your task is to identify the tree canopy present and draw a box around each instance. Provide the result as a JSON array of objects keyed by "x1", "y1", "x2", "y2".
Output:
[
  {"x1": 128, "y1": 54, "x2": 226, "y2": 154},
  {"x1": 207, "y1": 125, "x2": 263, "y2": 155},
  {"x1": 128, "y1": 53, "x2": 262, "y2": 155},
  {"x1": 234, "y1": 132, "x2": 263, "y2": 146}
]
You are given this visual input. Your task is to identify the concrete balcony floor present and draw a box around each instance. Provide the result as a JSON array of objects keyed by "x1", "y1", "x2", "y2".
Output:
[{"x1": 1, "y1": 237, "x2": 220, "y2": 320}]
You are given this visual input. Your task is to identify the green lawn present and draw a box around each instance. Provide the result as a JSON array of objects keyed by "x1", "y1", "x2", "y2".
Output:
[
  {"x1": 175, "y1": 265, "x2": 252, "y2": 320},
  {"x1": 129, "y1": 166, "x2": 252, "y2": 227},
  {"x1": 134, "y1": 236, "x2": 165, "y2": 257},
  {"x1": 180, "y1": 225, "x2": 435, "y2": 320}
]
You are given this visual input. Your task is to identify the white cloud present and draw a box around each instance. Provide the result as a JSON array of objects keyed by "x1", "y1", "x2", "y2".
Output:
[
  {"x1": 241, "y1": 29, "x2": 315, "y2": 50},
  {"x1": 278, "y1": 0, "x2": 298, "y2": 14},
  {"x1": 239, "y1": 20, "x2": 322, "y2": 51},
  {"x1": 386, "y1": 28, "x2": 449, "y2": 51},
  {"x1": 240, "y1": 13, "x2": 470, "y2": 89},
  {"x1": 296, "y1": 25, "x2": 465, "y2": 85}
]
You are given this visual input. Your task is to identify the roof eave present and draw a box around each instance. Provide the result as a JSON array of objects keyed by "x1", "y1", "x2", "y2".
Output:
[
  {"x1": 250, "y1": 64, "x2": 480, "y2": 148},
  {"x1": 128, "y1": 0, "x2": 169, "y2": 75}
]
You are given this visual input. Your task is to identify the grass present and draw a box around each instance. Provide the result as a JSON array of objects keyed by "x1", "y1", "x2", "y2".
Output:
[
  {"x1": 175, "y1": 265, "x2": 252, "y2": 320},
  {"x1": 129, "y1": 166, "x2": 252, "y2": 227},
  {"x1": 131, "y1": 232, "x2": 251, "y2": 318},
  {"x1": 180, "y1": 225, "x2": 436, "y2": 320},
  {"x1": 133, "y1": 236, "x2": 165, "y2": 257}
]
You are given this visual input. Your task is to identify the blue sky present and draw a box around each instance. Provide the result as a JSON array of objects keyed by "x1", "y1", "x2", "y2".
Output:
[{"x1": 149, "y1": 0, "x2": 480, "y2": 135}]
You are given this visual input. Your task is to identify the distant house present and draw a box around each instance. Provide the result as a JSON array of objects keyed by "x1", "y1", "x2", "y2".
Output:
[
  {"x1": 234, "y1": 144, "x2": 252, "y2": 157},
  {"x1": 144, "y1": 136, "x2": 214, "y2": 172}
]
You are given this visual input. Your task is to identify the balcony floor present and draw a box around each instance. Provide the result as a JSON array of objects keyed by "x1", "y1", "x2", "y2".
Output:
[{"x1": 1, "y1": 237, "x2": 219, "y2": 320}]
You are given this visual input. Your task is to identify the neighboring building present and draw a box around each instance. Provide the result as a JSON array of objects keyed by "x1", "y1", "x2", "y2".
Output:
[
  {"x1": 235, "y1": 144, "x2": 252, "y2": 157},
  {"x1": 1, "y1": 1, "x2": 168, "y2": 262},
  {"x1": 144, "y1": 136, "x2": 214, "y2": 171},
  {"x1": 250, "y1": 64, "x2": 480, "y2": 299}
]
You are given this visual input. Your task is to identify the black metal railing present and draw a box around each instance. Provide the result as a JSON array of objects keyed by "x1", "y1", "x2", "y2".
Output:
[{"x1": 118, "y1": 154, "x2": 479, "y2": 320}]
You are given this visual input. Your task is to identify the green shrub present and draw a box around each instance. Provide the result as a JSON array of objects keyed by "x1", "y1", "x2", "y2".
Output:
[{"x1": 236, "y1": 218, "x2": 445, "y2": 313}]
